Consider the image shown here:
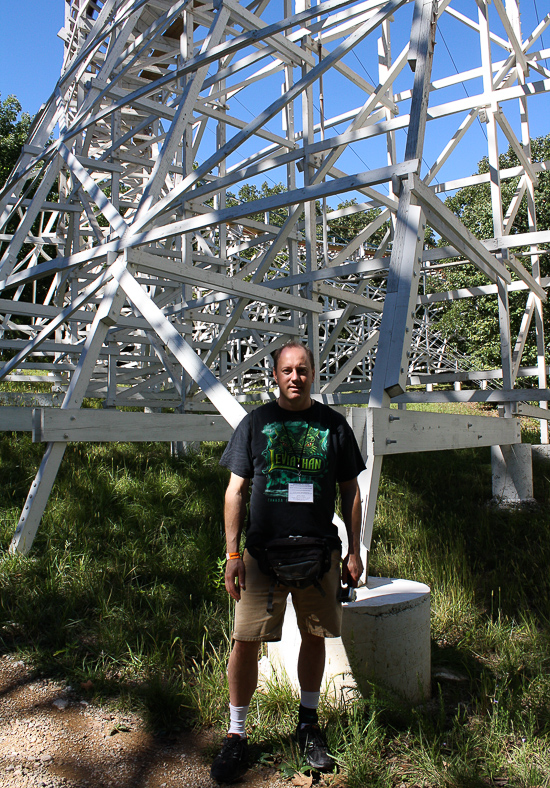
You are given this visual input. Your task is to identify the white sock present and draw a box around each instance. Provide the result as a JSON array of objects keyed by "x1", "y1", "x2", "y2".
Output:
[
  {"x1": 300, "y1": 690, "x2": 320, "y2": 709},
  {"x1": 228, "y1": 704, "x2": 249, "y2": 738}
]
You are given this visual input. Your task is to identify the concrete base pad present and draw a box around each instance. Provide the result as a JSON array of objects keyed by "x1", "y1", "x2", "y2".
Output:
[{"x1": 266, "y1": 577, "x2": 431, "y2": 704}]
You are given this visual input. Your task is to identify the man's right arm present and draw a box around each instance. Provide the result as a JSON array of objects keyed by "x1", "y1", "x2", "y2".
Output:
[{"x1": 224, "y1": 472, "x2": 250, "y2": 601}]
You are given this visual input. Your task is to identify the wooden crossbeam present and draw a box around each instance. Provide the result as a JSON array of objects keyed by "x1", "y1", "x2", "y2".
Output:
[
  {"x1": 32, "y1": 409, "x2": 233, "y2": 442},
  {"x1": 365, "y1": 408, "x2": 521, "y2": 455}
]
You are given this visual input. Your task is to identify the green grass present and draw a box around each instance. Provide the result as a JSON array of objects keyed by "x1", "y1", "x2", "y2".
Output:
[
  {"x1": 0, "y1": 436, "x2": 231, "y2": 727},
  {"x1": 1, "y1": 408, "x2": 550, "y2": 785}
]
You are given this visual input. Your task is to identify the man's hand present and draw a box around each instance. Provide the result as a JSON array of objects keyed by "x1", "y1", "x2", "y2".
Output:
[
  {"x1": 342, "y1": 552, "x2": 363, "y2": 588},
  {"x1": 225, "y1": 557, "x2": 246, "y2": 601},
  {"x1": 339, "y1": 477, "x2": 364, "y2": 588}
]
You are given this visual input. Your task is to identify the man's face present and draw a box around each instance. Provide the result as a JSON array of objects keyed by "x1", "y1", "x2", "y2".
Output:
[{"x1": 273, "y1": 346, "x2": 314, "y2": 411}]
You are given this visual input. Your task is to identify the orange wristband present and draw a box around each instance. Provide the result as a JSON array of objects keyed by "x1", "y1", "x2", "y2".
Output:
[{"x1": 226, "y1": 552, "x2": 240, "y2": 561}]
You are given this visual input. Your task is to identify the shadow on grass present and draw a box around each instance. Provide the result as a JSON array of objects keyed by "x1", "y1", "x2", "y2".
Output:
[
  {"x1": 374, "y1": 443, "x2": 550, "y2": 620},
  {"x1": 368, "y1": 438, "x2": 550, "y2": 754},
  {"x1": 0, "y1": 435, "x2": 231, "y2": 731}
]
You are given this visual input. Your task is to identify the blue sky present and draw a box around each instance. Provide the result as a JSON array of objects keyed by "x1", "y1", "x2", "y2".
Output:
[
  {"x1": 0, "y1": 1, "x2": 65, "y2": 114},
  {"x1": 0, "y1": 0, "x2": 547, "y2": 188}
]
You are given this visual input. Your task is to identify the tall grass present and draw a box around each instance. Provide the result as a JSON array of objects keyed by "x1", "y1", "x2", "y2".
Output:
[{"x1": 1, "y1": 406, "x2": 550, "y2": 784}]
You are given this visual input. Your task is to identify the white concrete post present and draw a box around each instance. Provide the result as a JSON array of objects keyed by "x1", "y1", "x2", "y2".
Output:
[{"x1": 491, "y1": 444, "x2": 535, "y2": 505}]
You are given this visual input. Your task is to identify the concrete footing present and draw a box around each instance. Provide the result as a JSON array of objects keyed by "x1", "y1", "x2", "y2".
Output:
[
  {"x1": 532, "y1": 444, "x2": 550, "y2": 463},
  {"x1": 266, "y1": 577, "x2": 431, "y2": 704},
  {"x1": 491, "y1": 444, "x2": 535, "y2": 506}
]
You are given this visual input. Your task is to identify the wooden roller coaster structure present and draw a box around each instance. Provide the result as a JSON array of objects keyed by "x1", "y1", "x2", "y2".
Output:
[{"x1": 0, "y1": 0, "x2": 549, "y2": 555}]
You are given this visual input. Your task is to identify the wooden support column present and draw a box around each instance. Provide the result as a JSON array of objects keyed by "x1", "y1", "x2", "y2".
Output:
[
  {"x1": 216, "y1": 45, "x2": 230, "y2": 393},
  {"x1": 360, "y1": 0, "x2": 437, "y2": 570},
  {"x1": 379, "y1": 18, "x2": 398, "y2": 222},
  {"x1": 508, "y1": 0, "x2": 548, "y2": 442},
  {"x1": 174, "y1": 4, "x2": 197, "y2": 457},
  {"x1": 283, "y1": 2, "x2": 299, "y2": 334},
  {"x1": 479, "y1": 1, "x2": 514, "y2": 406},
  {"x1": 299, "y1": 0, "x2": 321, "y2": 384}
]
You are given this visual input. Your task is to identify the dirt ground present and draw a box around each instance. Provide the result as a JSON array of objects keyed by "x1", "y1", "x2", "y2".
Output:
[{"x1": 0, "y1": 654, "x2": 295, "y2": 788}]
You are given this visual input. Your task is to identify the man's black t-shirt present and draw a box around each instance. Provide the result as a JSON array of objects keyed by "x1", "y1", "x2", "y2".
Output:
[{"x1": 220, "y1": 400, "x2": 365, "y2": 552}]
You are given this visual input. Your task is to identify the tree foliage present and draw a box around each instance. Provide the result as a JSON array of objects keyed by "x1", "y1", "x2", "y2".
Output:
[
  {"x1": 0, "y1": 94, "x2": 32, "y2": 188},
  {"x1": 428, "y1": 134, "x2": 550, "y2": 370},
  {"x1": 227, "y1": 180, "x2": 289, "y2": 228},
  {"x1": 327, "y1": 199, "x2": 383, "y2": 245}
]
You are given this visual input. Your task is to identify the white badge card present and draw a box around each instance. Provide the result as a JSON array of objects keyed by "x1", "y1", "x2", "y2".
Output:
[{"x1": 288, "y1": 482, "x2": 314, "y2": 503}]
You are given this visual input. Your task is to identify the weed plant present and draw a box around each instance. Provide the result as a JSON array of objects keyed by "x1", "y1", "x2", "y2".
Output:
[{"x1": 1, "y1": 405, "x2": 550, "y2": 785}]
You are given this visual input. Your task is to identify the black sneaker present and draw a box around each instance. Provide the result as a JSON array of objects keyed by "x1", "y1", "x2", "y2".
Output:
[
  {"x1": 210, "y1": 733, "x2": 249, "y2": 784},
  {"x1": 296, "y1": 722, "x2": 335, "y2": 771}
]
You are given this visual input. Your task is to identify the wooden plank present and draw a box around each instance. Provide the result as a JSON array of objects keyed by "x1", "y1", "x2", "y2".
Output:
[
  {"x1": 418, "y1": 278, "x2": 550, "y2": 305},
  {"x1": 0, "y1": 407, "x2": 34, "y2": 432},
  {"x1": 393, "y1": 389, "x2": 550, "y2": 404},
  {"x1": 409, "y1": 365, "x2": 549, "y2": 385},
  {"x1": 516, "y1": 403, "x2": 550, "y2": 422},
  {"x1": 315, "y1": 282, "x2": 384, "y2": 312},
  {"x1": 413, "y1": 176, "x2": 512, "y2": 284},
  {"x1": 0, "y1": 296, "x2": 190, "y2": 333},
  {"x1": 130, "y1": 161, "x2": 419, "y2": 247},
  {"x1": 262, "y1": 257, "x2": 388, "y2": 290},
  {"x1": 485, "y1": 229, "x2": 550, "y2": 251},
  {"x1": 129, "y1": 249, "x2": 324, "y2": 314},
  {"x1": 366, "y1": 408, "x2": 521, "y2": 455},
  {"x1": 33, "y1": 409, "x2": 233, "y2": 443}
]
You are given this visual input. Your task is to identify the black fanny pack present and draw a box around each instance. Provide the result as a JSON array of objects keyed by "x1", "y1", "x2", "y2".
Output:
[{"x1": 249, "y1": 535, "x2": 332, "y2": 612}]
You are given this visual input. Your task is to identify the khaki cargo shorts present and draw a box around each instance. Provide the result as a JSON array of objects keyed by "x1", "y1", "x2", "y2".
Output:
[{"x1": 232, "y1": 548, "x2": 342, "y2": 642}]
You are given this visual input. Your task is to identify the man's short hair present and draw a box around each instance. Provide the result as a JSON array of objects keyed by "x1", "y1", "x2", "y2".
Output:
[{"x1": 272, "y1": 341, "x2": 315, "y2": 371}]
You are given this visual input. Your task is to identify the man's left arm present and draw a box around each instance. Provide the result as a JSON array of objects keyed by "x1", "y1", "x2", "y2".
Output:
[{"x1": 339, "y1": 478, "x2": 364, "y2": 587}]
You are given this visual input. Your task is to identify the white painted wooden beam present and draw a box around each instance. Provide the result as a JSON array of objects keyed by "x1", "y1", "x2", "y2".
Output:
[
  {"x1": 32, "y1": 409, "x2": 233, "y2": 442},
  {"x1": 0, "y1": 407, "x2": 34, "y2": 432},
  {"x1": 365, "y1": 408, "x2": 521, "y2": 455},
  {"x1": 516, "y1": 403, "x2": 550, "y2": 421},
  {"x1": 393, "y1": 389, "x2": 550, "y2": 404}
]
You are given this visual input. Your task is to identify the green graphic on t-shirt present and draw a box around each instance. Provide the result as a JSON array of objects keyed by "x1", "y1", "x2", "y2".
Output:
[{"x1": 262, "y1": 420, "x2": 329, "y2": 500}]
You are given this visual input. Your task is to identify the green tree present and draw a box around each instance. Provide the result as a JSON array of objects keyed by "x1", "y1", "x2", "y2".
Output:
[
  {"x1": 327, "y1": 198, "x2": 384, "y2": 246},
  {"x1": 327, "y1": 198, "x2": 436, "y2": 248},
  {"x1": 428, "y1": 134, "x2": 550, "y2": 370},
  {"x1": 227, "y1": 181, "x2": 289, "y2": 228},
  {"x1": 0, "y1": 94, "x2": 32, "y2": 187}
]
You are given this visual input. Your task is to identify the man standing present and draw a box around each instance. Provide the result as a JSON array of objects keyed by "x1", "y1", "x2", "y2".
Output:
[{"x1": 211, "y1": 342, "x2": 365, "y2": 784}]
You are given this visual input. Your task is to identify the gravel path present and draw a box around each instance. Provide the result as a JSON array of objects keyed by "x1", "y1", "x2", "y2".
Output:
[{"x1": 0, "y1": 655, "x2": 293, "y2": 788}]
